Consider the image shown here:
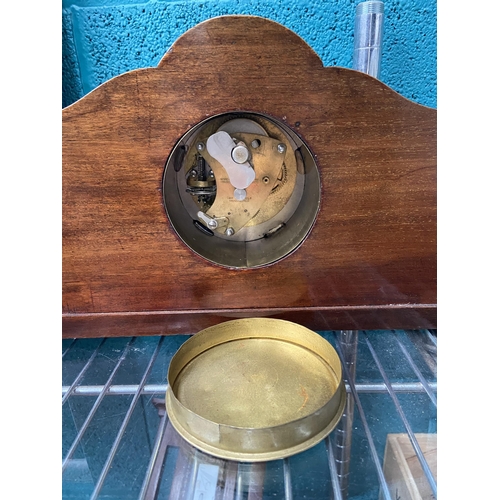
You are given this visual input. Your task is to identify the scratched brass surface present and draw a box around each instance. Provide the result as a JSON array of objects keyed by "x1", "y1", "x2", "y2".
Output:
[
  {"x1": 166, "y1": 318, "x2": 346, "y2": 461},
  {"x1": 183, "y1": 114, "x2": 298, "y2": 235},
  {"x1": 202, "y1": 133, "x2": 292, "y2": 234}
]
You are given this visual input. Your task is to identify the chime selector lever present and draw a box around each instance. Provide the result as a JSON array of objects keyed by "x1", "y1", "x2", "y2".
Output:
[
  {"x1": 197, "y1": 211, "x2": 228, "y2": 230},
  {"x1": 206, "y1": 131, "x2": 255, "y2": 191}
]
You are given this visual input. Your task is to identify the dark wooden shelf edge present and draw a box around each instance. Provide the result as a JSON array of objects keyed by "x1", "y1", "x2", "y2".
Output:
[{"x1": 62, "y1": 305, "x2": 437, "y2": 338}]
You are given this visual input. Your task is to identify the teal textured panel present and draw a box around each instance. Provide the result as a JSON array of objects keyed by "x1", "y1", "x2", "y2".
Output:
[
  {"x1": 381, "y1": 0, "x2": 436, "y2": 107},
  {"x1": 62, "y1": 0, "x2": 436, "y2": 108},
  {"x1": 62, "y1": 8, "x2": 84, "y2": 107}
]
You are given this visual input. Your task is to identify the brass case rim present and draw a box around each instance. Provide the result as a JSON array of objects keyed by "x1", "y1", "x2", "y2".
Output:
[{"x1": 166, "y1": 318, "x2": 346, "y2": 462}]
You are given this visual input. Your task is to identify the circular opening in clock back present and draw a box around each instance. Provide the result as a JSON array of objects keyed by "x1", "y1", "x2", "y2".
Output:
[{"x1": 163, "y1": 112, "x2": 321, "y2": 269}]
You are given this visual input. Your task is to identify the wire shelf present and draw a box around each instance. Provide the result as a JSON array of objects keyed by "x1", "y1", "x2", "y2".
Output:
[{"x1": 62, "y1": 329, "x2": 437, "y2": 499}]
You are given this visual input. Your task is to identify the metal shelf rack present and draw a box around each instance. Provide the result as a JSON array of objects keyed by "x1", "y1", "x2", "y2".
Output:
[{"x1": 62, "y1": 329, "x2": 437, "y2": 499}]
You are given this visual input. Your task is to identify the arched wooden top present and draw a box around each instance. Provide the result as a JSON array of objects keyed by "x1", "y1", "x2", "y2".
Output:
[
  {"x1": 63, "y1": 16, "x2": 436, "y2": 338},
  {"x1": 157, "y1": 15, "x2": 325, "y2": 71}
]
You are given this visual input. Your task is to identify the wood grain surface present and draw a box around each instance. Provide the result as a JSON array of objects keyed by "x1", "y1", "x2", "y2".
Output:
[{"x1": 63, "y1": 15, "x2": 436, "y2": 337}]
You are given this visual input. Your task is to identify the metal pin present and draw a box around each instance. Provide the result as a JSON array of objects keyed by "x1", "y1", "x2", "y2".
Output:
[
  {"x1": 232, "y1": 144, "x2": 250, "y2": 164},
  {"x1": 233, "y1": 188, "x2": 246, "y2": 201}
]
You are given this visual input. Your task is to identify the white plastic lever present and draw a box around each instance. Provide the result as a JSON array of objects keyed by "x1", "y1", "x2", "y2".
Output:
[{"x1": 206, "y1": 131, "x2": 255, "y2": 190}]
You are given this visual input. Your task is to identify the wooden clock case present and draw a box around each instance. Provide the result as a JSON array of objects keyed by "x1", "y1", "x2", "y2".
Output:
[{"x1": 62, "y1": 15, "x2": 436, "y2": 338}]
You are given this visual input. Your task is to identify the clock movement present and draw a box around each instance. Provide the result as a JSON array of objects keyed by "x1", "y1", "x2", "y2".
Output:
[{"x1": 164, "y1": 112, "x2": 320, "y2": 268}]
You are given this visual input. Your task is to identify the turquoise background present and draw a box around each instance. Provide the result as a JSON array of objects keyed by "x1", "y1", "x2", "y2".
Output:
[{"x1": 62, "y1": 0, "x2": 437, "y2": 109}]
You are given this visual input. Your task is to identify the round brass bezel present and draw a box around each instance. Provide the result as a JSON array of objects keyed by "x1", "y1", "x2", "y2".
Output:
[{"x1": 165, "y1": 318, "x2": 346, "y2": 462}]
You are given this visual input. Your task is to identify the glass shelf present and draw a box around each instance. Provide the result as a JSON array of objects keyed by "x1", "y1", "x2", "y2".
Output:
[{"x1": 62, "y1": 329, "x2": 437, "y2": 499}]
